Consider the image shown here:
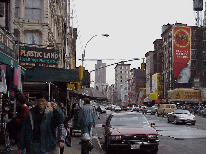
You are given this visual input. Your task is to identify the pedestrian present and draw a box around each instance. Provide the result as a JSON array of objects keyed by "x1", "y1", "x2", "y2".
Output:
[
  {"x1": 78, "y1": 98, "x2": 96, "y2": 150},
  {"x1": 50, "y1": 101, "x2": 67, "y2": 154},
  {"x1": 7, "y1": 93, "x2": 30, "y2": 143},
  {"x1": 96, "y1": 106, "x2": 101, "y2": 119},
  {"x1": 17, "y1": 91, "x2": 65, "y2": 154}
]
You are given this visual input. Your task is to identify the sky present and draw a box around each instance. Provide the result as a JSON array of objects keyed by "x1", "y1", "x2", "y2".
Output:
[{"x1": 70, "y1": 0, "x2": 206, "y2": 86}]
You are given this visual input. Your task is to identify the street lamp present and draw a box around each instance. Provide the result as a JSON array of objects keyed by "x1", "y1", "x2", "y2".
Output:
[{"x1": 81, "y1": 34, "x2": 109, "y2": 66}]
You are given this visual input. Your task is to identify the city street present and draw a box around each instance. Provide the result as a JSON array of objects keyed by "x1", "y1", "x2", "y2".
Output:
[{"x1": 92, "y1": 110, "x2": 206, "y2": 154}]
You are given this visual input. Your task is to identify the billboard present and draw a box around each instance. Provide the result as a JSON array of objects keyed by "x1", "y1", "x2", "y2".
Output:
[
  {"x1": 19, "y1": 46, "x2": 59, "y2": 67},
  {"x1": 173, "y1": 26, "x2": 191, "y2": 83}
]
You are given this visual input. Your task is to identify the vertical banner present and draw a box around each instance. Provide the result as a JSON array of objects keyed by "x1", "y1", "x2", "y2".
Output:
[{"x1": 173, "y1": 26, "x2": 191, "y2": 83}]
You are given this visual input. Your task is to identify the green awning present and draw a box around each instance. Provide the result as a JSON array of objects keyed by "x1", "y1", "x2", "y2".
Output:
[
  {"x1": 24, "y1": 67, "x2": 90, "y2": 84},
  {"x1": 0, "y1": 52, "x2": 18, "y2": 68}
]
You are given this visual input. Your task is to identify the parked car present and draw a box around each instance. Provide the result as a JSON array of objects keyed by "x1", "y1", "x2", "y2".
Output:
[
  {"x1": 167, "y1": 109, "x2": 196, "y2": 125},
  {"x1": 100, "y1": 106, "x2": 106, "y2": 113},
  {"x1": 111, "y1": 105, "x2": 116, "y2": 111},
  {"x1": 102, "y1": 112, "x2": 159, "y2": 153},
  {"x1": 114, "y1": 106, "x2": 121, "y2": 112},
  {"x1": 139, "y1": 106, "x2": 147, "y2": 113},
  {"x1": 146, "y1": 107, "x2": 156, "y2": 115},
  {"x1": 157, "y1": 104, "x2": 177, "y2": 117}
]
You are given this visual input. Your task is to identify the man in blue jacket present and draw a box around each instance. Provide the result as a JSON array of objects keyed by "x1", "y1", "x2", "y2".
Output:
[{"x1": 17, "y1": 92, "x2": 65, "y2": 154}]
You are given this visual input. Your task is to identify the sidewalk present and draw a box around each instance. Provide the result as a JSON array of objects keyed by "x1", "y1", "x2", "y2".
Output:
[
  {"x1": 0, "y1": 137, "x2": 104, "y2": 154},
  {"x1": 0, "y1": 123, "x2": 104, "y2": 154}
]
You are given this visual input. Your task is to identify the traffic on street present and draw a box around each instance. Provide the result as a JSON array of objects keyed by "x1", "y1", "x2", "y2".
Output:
[{"x1": 91, "y1": 106, "x2": 206, "y2": 154}]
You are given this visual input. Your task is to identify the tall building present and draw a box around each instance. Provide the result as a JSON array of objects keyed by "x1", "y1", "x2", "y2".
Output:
[
  {"x1": 129, "y1": 68, "x2": 146, "y2": 104},
  {"x1": 14, "y1": 0, "x2": 73, "y2": 69},
  {"x1": 115, "y1": 62, "x2": 131, "y2": 102},
  {"x1": 95, "y1": 60, "x2": 106, "y2": 91}
]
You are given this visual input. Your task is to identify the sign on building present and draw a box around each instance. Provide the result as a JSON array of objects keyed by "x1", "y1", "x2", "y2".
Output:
[{"x1": 19, "y1": 46, "x2": 59, "y2": 67}]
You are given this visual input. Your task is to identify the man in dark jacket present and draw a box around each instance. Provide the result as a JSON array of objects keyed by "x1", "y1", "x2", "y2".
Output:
[{"x1": 17, "y1": 92, "x2": 65, "y2": 154}]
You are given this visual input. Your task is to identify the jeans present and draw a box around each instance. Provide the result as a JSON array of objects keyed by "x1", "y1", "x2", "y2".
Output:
[{"x1": 81, "y1": 122, "x2": 93, "y2": 144}]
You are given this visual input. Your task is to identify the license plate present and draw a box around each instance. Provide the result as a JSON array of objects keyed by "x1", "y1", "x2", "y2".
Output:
[{"x1": 131, "y1": 143, "x2": 140, "y2": 149}]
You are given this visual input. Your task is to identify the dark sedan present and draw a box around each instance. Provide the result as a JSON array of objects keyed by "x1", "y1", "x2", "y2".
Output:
[{"x1": 102, "y1": 112, "x2": 159, "y2": 153}]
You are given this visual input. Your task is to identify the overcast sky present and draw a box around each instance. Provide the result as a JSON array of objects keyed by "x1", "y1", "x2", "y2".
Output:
[{"x1": 70, "y1": 0, "x2": 206, "y2": 86}]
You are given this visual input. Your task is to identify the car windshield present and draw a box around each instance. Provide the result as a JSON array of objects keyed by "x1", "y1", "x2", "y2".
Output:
[
  {"x1": 110, "y1": 114, "x2": 149, "y2": 126},
  {"x1": 174, "y1": 110, "x2": 190, "y2": 114}
]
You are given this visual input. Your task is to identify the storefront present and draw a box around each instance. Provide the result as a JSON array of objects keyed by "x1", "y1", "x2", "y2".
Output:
[{"x1": 0, "y1": 28, "x2": 19, "y2": 126}]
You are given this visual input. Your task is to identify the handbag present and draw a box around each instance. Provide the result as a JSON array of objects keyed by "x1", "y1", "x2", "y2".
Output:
[{"x1": 65, "y1": 131, "x2": 71, "y2": 147}]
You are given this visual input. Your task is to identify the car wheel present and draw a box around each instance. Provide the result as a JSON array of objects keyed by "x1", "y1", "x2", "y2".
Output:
[
  {"x1": 105, "y1": 136, "x2": 112, "y2": 154},
  {"x1": 174, "y1": 117, "x2": 177, "y2": 124},
  {"x1": 157, "y1": 112, "x2": 159, "y2": 117},
  {"x1": 192, "y1": 122, "x2": 195, "y2": 125},
  {"x1": 150, "y1": 145, "x2": 158, "y2": 153}
]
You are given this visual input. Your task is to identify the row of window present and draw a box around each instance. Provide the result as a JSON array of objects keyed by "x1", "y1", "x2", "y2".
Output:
[{"x1": 15, "y1": 0, "x2": 41, "y2": 20}]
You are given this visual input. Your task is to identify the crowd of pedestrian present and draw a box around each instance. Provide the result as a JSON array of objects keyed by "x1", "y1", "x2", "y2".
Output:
[{"x1": 4, "y1": 91, "x2": 99, "y2": 154}]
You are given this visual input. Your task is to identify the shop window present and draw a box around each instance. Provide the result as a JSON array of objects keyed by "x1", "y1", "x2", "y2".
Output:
[
  {"x1": 24, "y1": 32, "x2": 40, "y2": 45},
  {"x1": 25, "y1": 0, "x2": 41, "y2": 20},
  {"x1": 15, "y1": 0, "x2": 19, "y2": 18}
]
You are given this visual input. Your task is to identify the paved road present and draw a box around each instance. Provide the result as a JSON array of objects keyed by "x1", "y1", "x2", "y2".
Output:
[{"x1": 1, "y1": 110, "x2": 205, "y2": 154}]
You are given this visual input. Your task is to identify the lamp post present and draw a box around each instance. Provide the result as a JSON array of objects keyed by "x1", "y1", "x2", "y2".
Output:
[{"x1": 81, "y1": 34, "x2": 109, "y2": 66}]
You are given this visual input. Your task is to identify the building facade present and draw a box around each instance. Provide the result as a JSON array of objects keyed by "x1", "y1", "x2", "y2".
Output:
[
  {"x1": 95, "y1": 60, "x2": 106, "y2": 91},
  {"x1": 115, "y1": 63, "x2": 131, "y2": 102}
]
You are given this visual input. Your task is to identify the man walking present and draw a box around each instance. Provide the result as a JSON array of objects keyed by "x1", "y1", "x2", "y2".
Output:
[
  {"x1": 78, "y1": 98, "x2": 96, "y2": 150},
  {"x1": 17, "y1": 92, "x2": 65, "y2": 154},
  {"x1": 96, "y1": 106, "x2": 101, "y2": 119}
]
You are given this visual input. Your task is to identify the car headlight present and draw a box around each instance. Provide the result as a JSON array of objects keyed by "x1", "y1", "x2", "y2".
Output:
[
  {"x1": 109, "y1": 135, "x2": 122, "y2": 140},
  {"x1": 148, "y1": 135, "x2": 157, "y2": 140}
]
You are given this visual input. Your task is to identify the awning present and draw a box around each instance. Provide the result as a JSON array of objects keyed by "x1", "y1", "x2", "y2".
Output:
[
  {"x1": 24, "y1": 67, "x2": 90, "y2": 84},
  {"x1": 0, "y1": 52, "x2": 18, "y2": 68}
]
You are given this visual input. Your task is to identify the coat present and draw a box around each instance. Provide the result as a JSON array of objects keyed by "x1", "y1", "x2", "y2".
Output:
[{"x1": 18, "y1": 106, "x2": 65, "y2": 153}]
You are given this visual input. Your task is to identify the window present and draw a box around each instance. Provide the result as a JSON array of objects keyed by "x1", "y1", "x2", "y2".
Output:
[
  {"x1": 15, "y1": 0, "x2": 19, "y2": 18},
  {"x1": 120, "y1": 71, "x2": 122, "y2": 73},
  {"x1": 24, "y1": 32, "x2": 40, "y2": 45},
  {"x1": 25, "y1": 0, "x2": 41, "y2": 20}
]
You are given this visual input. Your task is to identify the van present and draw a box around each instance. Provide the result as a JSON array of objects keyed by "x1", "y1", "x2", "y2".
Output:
[{"x1": 157, "y1": 104, "x2": 177, "y2": 117}]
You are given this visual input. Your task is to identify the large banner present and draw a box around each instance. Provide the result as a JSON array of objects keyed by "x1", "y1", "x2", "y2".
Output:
[{"x1": 173, "y1": 26, "x2": 191, "y2": 83}]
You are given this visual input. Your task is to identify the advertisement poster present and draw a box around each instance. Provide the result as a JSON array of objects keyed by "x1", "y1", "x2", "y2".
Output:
[{"x1": 173, "y1": 26, "x2": 191, "y2": 83}]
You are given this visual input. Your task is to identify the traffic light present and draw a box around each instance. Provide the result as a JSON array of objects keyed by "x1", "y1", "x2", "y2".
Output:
[
  {"x1": 141, "y1": 62, "x2": 146, "y2": 71},
  {"x1": 79, "y1": 65, "x2": 83, "y2": 81}
]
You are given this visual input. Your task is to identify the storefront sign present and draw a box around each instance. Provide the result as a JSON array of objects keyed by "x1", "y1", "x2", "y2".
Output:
[
  {"x1": 173, "y1": 26, "x2": 191, "y2": 82},
  {"x1": 19, "y1": 46, "x2": 59, "y2": 67},
  {"x1": 0, "y1": 29, "x2": 16, "y2": 60}
]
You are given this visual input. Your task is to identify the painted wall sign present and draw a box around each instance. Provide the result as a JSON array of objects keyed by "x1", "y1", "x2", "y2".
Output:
[{"x1": 173, "y1": 26, "x2": 191, "y2": 82}]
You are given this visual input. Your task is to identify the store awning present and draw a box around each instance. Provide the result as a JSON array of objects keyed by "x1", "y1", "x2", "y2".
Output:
[
  {"x1": 0, "y1": 52, "x2": 18, "y2": 68},
  {"x1": 24, "y1": 67, "x2": 90, "y2": 84}
]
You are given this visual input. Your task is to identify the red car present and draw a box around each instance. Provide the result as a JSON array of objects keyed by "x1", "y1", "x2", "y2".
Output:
[{"x1": 102, "y1": 112, "x2": 159, "y2": 153}]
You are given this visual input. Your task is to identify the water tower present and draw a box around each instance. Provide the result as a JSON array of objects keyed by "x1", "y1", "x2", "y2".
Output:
[{"x1": 193, "y1": 0, "x2": 203, "y2": 26}]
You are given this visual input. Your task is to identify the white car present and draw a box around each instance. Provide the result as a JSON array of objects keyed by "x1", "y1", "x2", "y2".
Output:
[
  {"x1": 114, "y1": 106, "x2": 121, "y2": 112},
  {"x1": 167, "y1": 109, "x2": 196, "y2": 125},
  {"x1": 111, "y1": 105, "x2": 116, "y2": 111},
  {"x1": 100, "y1": 106, "x2": 106, "y2": 113}
]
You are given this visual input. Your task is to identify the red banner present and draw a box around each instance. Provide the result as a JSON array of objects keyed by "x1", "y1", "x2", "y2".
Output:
[{"x1": 173, "y1": 26, "x2": 191, "y2": 79}]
